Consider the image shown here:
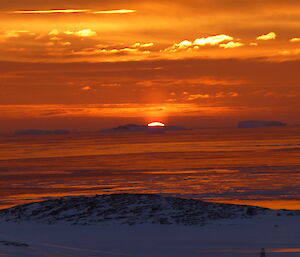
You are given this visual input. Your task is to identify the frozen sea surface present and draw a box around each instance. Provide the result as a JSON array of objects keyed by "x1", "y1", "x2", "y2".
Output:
[{"x1": 0, "y1": 127, "x2": 300, "y2": 210}]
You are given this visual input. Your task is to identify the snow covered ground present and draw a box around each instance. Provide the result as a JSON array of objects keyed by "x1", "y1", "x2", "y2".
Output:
[
  {"x1": 0, "y1": 215, "x2": 300, "y2": 257},
  {"x1": 0, "y1": 195, "x2": 299, "y2": 257}
]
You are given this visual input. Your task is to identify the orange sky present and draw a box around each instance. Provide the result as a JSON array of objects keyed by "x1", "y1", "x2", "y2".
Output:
[{"x1": 1, "y1": 0, "x2": 300, "y2": 131}]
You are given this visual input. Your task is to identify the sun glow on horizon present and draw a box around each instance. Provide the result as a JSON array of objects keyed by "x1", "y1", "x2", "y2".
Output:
[{"x1": 147, "y1": 122, "x2": 165, "y2": 127}]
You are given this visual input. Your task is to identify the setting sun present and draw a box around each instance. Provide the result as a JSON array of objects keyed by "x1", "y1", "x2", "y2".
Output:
[{"x1": 147, "y1": 122, "x2": 165, "y2": 127}]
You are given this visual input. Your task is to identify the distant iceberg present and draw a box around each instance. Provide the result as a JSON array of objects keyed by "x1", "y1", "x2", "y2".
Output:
[
  {"x1": 238, "y1": 120, "x2": 286, "y2": 128},
  {"x1": 101, "y1": 124, "x2": 186, "y2": 133},
  {"x1": 101, "y1": 124, "x2": 146, "y2": 133}
]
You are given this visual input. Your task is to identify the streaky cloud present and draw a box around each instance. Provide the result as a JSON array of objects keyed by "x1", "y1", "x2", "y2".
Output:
[
  {"x1": 91, "y1": 9, "x2": 136, "y2": 14},
  {"x1": 8, "y1": 9, "x2": 89, "y2": 14},
  {"x1": 6, "y1": 9, "x2": 136, "y2": 15}
]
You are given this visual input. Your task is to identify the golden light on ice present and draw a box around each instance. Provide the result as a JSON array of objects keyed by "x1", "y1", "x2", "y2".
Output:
[{"x1": 148, "y1": 122, "x2": 165, "y2": 127}]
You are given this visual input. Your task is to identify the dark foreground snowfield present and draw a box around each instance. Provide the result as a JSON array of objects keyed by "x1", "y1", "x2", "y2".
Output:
[{"x1": 0, "y1": 194, "x2": 299, "y2": 257}]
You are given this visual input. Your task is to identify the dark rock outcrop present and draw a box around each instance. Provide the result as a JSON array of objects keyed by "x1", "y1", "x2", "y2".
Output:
[{"x1": 0, "y1": 194, "x2": 277, "y2": 225}]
